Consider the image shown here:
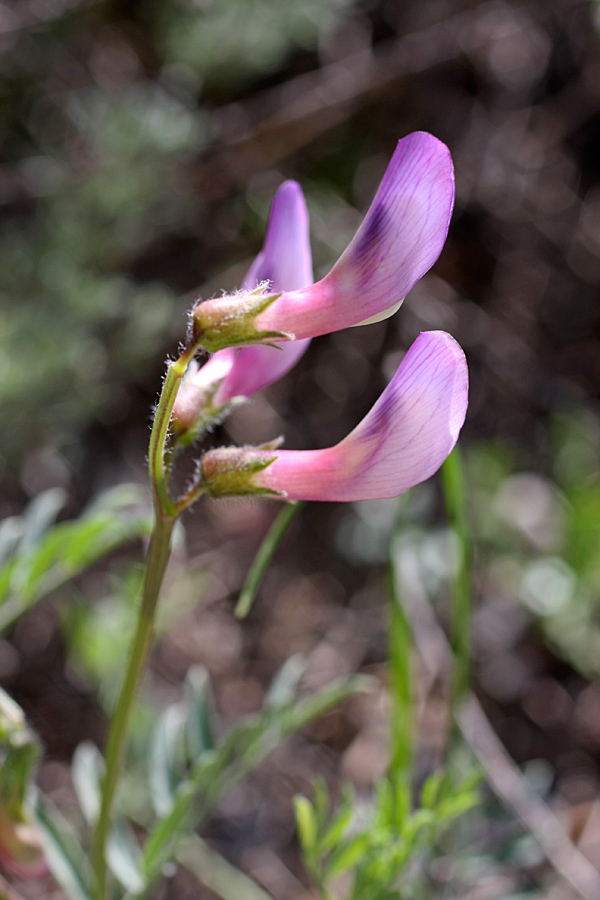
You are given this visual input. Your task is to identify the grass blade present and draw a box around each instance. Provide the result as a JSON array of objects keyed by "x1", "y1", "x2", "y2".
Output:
[
  {"x1": 177, "y1": 834, "x2": 275, "y2": 900},
  {"x1": 235, "y1": 501, "x2": 305, "y2": 618},
  {"x1": 441, "y1": 446, "x2": 472, "y2": 718},
  {"x1": 34, "y1": 792, "x2": 93, "y2": 900},
  {"x1": 386, "y1": 566, "x2": 413, "y2": 783}
]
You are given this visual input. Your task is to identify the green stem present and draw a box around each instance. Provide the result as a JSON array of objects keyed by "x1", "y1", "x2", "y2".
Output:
[
  {"x1": 148, "y1": 346, "x2": 196, "y2": 517},
  {"x1": 93, "y1": 512, "x2": 175, "y2": 900},
  {"x1": 93, "y1": 344, "x2": 196, "y2": 900}
]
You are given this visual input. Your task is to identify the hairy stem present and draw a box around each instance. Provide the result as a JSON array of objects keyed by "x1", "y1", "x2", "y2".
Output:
[{"x1": 93, "y1": 344, "x2": 195, "y2": 900}]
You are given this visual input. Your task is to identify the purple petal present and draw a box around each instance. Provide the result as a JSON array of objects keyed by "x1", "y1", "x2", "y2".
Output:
[
  {"x1": 208, "y1": 181, "x2": 313, "y2": 406},
  {"x1": 256, "y1": 133, "x2": 455, "y2": 339},
  {"x1": 243, "y1": 180, "x2": 313, "y2": 293},
  {"x1": 253, "y1": 331, "x2": 468, "y2": 501}
]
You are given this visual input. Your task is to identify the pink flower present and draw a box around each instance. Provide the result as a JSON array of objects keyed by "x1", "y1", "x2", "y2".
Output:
[
  {"x1": 172, "y1": 181, "x2": 313, "y2": 440},
  {"x1": 193, "y1": 132, "x2": 454, "y2": 351},
  {"x1": 200, "y1": 331, "x2": 468, "y2": 502}
]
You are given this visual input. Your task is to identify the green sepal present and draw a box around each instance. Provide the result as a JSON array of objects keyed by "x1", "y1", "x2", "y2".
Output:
[
  {"x1": 191, "y1": 286, "x2": 292, "y2": 352},
  {"x1": 200, "y1": 443, "x2": 283, "y2": 498}
]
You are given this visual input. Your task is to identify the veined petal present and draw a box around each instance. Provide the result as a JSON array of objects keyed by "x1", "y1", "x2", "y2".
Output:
[
  {"x1": 249, "y1": 331, "x2": 468, "y2": 501},
  {"x1": 255, "y1": 133, "x2": 454, "y2": 340}
]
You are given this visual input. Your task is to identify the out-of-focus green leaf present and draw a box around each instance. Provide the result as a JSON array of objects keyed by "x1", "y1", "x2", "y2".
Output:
[
  {"x1": 421, "y1": 771, "x2": 444, "y2": 810},
  {"x1": 263, "y1": 655, "x2": 306, "y2": 710},
  {"x1": 177, "y1": 833, "x2": 275, "y2": 900},
  {"x1": 326, "y1": 833, "x2": 371, "y2": 879},
  {"x1": 318, "y1": 800, "x2": 354, "y2": 854},
  {"x1": 34, "y1": 792, "x2": 93, "y2": 900},
  {"x1": 0, "y1": 485, "x2": 151, "y2": 634},
  {"x1": 149, "y1": 704, "x2": 186, "y2": 817},
  {"x1": 141, "y1": 674, "x2": 372, "y2": 892},
  {"x1": 183, "y1": 666, "x2": 215, "y2": 761},
  {"x1": 17, "y1": 489, "x2": 67, "y2": 555},
  {"x1": 106, "y1": 819, "x2": 145, "y2": 894},
  {"x1": 294, "y1": 796, "x2": 317, "y2": 854},
  {"x1": 72, "y1": 741, "x2": 103, "y2": 826}
]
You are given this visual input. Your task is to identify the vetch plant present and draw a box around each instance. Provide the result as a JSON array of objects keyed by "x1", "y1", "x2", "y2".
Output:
[
  {"x1": 93, "y1": 131, "x2": 467, "y2": 900},
  {"x1": 1, "y1": 132, "x2": 472, "y2": 900}
]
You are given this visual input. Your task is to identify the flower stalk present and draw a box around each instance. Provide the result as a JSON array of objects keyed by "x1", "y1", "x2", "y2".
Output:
[{"x1": 93, "y1": 343, "x2": 198, "y2": 900}]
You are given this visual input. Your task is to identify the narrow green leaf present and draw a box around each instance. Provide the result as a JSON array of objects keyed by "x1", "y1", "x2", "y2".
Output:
[
  {"x1": 437, "y1": 791, "x2": 479, "y2": 822},
  {"x1": 401, "y1": 808, "x2": 434, "y2": 845},
  {"x1": 106, "y1": 819, "x2": 145, "y2": 894},
  {"x1": 374, "y1": 778, "x2": 394, "y2": 831},
  {"x1": 279, "y1": 675, "x2": 373, "y2": 735},
  {"x1": 33, "y1": 791, "x2": 93, "y2": 900},
  {"x1": 0, "y1": 487, "x2": 150, "y2": 635},
  {"x1": 184, "y1": 666, "x2": 215, "y2": 760},
  {"x1": 326, "y1": 833, "x2": 371, "y2": 879},
  {"x1": 142, "y1": 675, "x2": 372, "y2": 892},
  {"x1": 441, "y1": 447, "x2": 472, "y2": 716},
  {"x1": 149, "y1": 705, "x2": 186, "y2": 817},
  {"x1": 235, "y1": 502, "x2": 305, "y2": 618},
  {"x1": 72, "y1": 741, "x2": 103, "y2": 825},
  {"x1": 312, "y1": 779, "x2": 330, "y2": 834},
  {"x1": 318, "y1": 803, "x2": 354, "y2": 855},
  {"x1": 177, "y1": 834, "x2": 275, "y2": 900},
  {"x1": 17, "y1": 489, "x2": 66, "y2": 554},
  {"x1": 420, "y1": 771, "x2": 444, "y2": 810},
  {"x1": 84, "y1": 484, "x2": 148, "y2": 517},
  {"x1": 294, "y1": 796, "x2": 317, "y2": 853},
  {"x1": 386, "y1": 566, "x2": 413, "y2": 782},
  {"x1": 0, "y1": 518, "x2": 22, "y2": 569},
  {"x1": 263, "y1": 655, "x2": 306, "y2": 710},
  {"x1": 392, "y1": 778, "x2": 411, "y2": 829}
]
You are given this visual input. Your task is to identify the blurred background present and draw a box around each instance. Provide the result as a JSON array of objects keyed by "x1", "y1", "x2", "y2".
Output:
[{"x1": 3, "y1": 0, "x2": 600, "y2": 897}]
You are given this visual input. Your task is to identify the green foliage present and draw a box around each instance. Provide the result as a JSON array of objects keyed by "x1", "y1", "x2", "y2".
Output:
[
  {"x1": 37, "y1": 660, "x2": 370, "y2": 900},
  {"x1": 141, "y1": 665, "x2": 372, "y2": 895},
  {"x1": 34, "y1": 792, "x2": 94, "y2": 900},
  {"x1": 0, "y1": 485, "x2": 150, "y2": 635},
  {"x1": 295, "y1": 771, "x2": 480, "y2": 900},
  {"x1": 465, "y1": 412, "x2": 600, "y2": 677},
  {"x1": 157, "y1": 0, "x2": 355, "y2": 90}
]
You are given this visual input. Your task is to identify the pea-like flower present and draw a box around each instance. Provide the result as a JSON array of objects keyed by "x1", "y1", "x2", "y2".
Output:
[
  {"x1": 172, "y1": 180, "x2": 313, "y2": 443},
  {"x1": 193, "y1": 132, "x2": 454, "y2": 352},
  {"x1": 200, "y1": 330, "x2": 468, "y2": 502}
]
